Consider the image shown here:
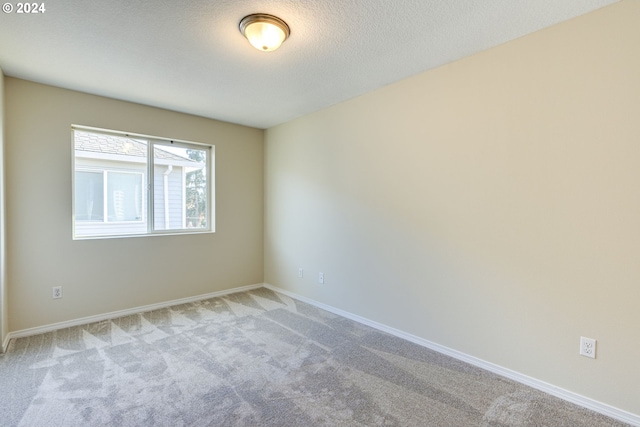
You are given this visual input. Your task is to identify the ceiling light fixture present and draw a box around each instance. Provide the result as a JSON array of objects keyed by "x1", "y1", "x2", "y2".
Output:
[{"x1": 239, "y1": 14, "x2": 290, "y2": 52}]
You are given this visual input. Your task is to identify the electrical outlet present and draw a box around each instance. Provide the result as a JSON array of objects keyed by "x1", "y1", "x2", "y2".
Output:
[
  {"x1": 52, "y1": 286, "x2": 63, "y2": 299},
  {"x1": 580, "y1": 336, "x2": 596, "y2": 359},
  {"x1": 318, "y1": 272, "x2": 324, "y2": 284},
  {"x1": 298, "y1": 268, "x2": 303, "y2": 278}
]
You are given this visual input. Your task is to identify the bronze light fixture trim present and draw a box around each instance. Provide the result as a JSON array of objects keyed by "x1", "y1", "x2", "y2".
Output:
[{"x1": 239, "y1": 13, "x2": 291, "y2": 52}]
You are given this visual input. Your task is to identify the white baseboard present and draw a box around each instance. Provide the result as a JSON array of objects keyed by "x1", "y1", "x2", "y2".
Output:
[
  {"x1": 4, "y1": 283, "x2": 264, "y2": 345},
  {"x1": 1, "y1": 332, "x2": 10, "y2": 353},
  {"x1": 264, "y1": 284, "x2": 640, "y2": 427}
]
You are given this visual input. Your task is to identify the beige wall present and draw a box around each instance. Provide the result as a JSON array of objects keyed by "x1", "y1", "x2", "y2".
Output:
[
  {"x1": 265, "y1": 1, "x2": 640, "y2": 416},
  {"x1": 5, "y1": 78, "x2": 264, "y2": 332},
  {"x1": 0, "y1": 68, "x2": 7, "y2": 350}
]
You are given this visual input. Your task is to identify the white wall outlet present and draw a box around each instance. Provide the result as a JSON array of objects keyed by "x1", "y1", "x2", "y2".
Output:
[
  {"x1": 52, "y1": 286, "x2": 63, "y2": 299},
  {"x1": 580, "y1": 336, "x2": 596, "y2": 358},
  {"x1": 298, "y1": 268, "x2": 303, "y2": 278},
  {"x1": 318, "y1": 272, "x2": 324, "y2": 284}
]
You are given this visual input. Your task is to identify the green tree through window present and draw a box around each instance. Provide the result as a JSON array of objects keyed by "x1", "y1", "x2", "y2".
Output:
[{"x1": 186, "y1": 148, "x2": 207, "y2": 228}]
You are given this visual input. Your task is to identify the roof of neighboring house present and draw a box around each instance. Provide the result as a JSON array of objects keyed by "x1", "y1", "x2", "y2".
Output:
[{"x1": 74, "y1": 130, "x2": 192, "y2": 162}]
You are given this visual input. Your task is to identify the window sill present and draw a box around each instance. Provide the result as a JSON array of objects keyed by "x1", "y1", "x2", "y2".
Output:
[{"x1": 72, "y1": 229, "x2": 215, "y2": 241}]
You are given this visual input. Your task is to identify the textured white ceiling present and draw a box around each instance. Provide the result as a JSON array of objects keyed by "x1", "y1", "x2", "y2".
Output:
[{"x1": 0, "y1": 0, "x2": 618, "y2": 129}]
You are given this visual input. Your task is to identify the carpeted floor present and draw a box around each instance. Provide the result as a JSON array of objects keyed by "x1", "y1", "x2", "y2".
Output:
[{"x1": 0, "y1": 288, "x2": 628, "y2": 426}]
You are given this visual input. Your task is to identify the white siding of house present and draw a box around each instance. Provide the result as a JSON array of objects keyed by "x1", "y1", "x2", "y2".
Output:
[{"x1": 153, "y1": 165, "x2": 184, "y2": 230}]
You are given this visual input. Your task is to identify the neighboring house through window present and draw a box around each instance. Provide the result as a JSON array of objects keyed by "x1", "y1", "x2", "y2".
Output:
[
  {"x1": 75, "y1": 170, "x2": 143, "y2": 222},
  {"x1": 73, "y1": 127, "x2": 213, "y2": 239}
]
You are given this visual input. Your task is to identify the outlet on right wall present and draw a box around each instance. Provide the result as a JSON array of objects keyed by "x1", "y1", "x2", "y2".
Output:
[{"x1": 265, "y1": 0, "x2": 640, "y2": 418}]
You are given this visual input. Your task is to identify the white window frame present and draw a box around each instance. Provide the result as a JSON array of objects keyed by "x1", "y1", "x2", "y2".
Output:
[{"x1": 72, "y1": 125, "x2": 214, "y2": 240}]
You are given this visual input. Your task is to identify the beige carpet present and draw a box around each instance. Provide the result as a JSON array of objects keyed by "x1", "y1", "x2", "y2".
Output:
[{"x1": 0, "y1": 288, "x2": 627, "y2": 426}]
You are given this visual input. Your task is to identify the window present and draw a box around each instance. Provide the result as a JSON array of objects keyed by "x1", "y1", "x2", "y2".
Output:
[{"x1": 73, "y1": 127, "x2": 213, "y2": 239}]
